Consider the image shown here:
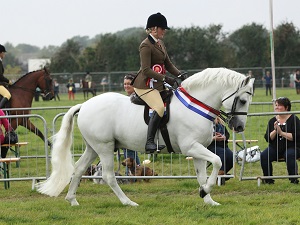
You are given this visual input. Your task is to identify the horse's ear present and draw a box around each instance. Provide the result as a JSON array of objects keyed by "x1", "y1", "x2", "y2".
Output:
[
  {"x1": 44, "y1": 66, "x2": 50, "y2": 74},
  {"x1": 241, "y1": 75, "x2": 251, "y2": 87}
]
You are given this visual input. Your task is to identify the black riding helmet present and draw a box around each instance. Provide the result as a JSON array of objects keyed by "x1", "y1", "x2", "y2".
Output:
[
  {"x1": 0, "y1": 44, "x2": 7, "y2": 53},
  {"x1": 146, "y1": 12, "x2": 170, "y2": 30}
]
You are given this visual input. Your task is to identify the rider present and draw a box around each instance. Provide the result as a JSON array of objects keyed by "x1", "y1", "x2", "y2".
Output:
[
  {"x1": 85, "y1": 71, "x2": 92, "y2": 89},
  {"x1": 0, "y1": 44, "x2": 12, "y2": 109},
  {"x1": 132, "y1": 12, "x2": 182, "y2": 154}
]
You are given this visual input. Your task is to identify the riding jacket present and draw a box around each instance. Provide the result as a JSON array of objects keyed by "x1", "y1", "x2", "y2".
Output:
[{"x1": 132, "y1": 35, "x2": 180, "y2": 91}]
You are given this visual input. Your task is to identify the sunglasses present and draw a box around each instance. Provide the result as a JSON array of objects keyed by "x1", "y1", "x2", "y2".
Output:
[
  {"x1": 124, "y1": 74, "x2": 135, "y2": 80},
  {"x1": 277, "y1": 97, "x2": 288, "y2": 100}
]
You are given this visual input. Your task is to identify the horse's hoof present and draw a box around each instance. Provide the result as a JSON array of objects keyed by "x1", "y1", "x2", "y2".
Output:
[
  {"x1": 199, "y1": 186, "x2": 208, "y2": 198},
  {"x1": 124, "y1": 201, "x2": 139, "y2": 207},
  {"x1": 65, "y1": 196, "x2": 79, "y2": 206},
  {"x1": 203, "y1": 194, "x2": 221, "y2": 206}
]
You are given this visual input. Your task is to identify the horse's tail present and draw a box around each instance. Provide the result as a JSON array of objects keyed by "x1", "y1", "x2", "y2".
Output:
[{"x1": 36, "y1": 104, "x2": 82, "y2": 197}]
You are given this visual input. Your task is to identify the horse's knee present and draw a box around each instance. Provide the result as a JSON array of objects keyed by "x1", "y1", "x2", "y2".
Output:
[{"x1": 212, "y1": 156, "x2": 222, "y2": 169}]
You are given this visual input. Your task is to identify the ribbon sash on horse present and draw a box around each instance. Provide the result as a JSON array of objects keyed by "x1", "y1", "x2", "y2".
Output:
[{"x1": 175, "y1": 86, "x2": 220, "y2": 121}]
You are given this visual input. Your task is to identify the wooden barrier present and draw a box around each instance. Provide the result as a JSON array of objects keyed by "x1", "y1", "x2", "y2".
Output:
[
  {"x1": 0, "y1": 157, "x2": 21, "y2": 189},
  {"x1": 1, "y1": 142, "x2": 28, "y2": 167}
]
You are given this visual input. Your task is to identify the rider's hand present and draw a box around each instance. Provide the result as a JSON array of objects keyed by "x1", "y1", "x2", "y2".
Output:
[
  {"x1": 177, "y1": 71, "x2": 188, "y2": 81},
  {"x1": 164, "y1": 76, "x2": 176, "y2": 86},
  {"x1": 9, "y1": 80, "x2": 12, "y2": 85}
]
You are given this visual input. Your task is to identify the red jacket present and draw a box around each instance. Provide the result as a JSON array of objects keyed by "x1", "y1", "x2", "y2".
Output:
[{"x1": 0, "y1": 110, "x2": 10, "y2": 144}]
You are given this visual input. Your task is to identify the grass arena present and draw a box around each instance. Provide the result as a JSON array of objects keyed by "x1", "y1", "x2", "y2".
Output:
[{"x1": 0, "y1": 87, "x2": 300, "y2": 225}]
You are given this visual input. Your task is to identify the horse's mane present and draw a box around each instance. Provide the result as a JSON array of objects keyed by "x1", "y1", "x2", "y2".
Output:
[
  {"x1": 182, "y1": 68, "x2": 245, "y2": 91},
  {"x1": 13, "y1": 69, "x2": 44, "y2": 84}
]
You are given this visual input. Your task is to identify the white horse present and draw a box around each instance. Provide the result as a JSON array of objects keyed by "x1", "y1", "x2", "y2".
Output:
[{"x1": 36, "y1": 68, "x2": 254, "y2": 206}]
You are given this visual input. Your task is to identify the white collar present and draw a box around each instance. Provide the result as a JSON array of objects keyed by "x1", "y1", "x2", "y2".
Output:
[{"x1": 150, "y1": 34, "x2": 159, "y2": 43}]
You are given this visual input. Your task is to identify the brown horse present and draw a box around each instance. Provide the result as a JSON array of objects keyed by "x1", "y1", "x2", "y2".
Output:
[
  {"x1": 3, "y1": 67, "x2": 54, "y2": 145},
  {"x1": 81, "y1": 80, "x2": 96, "y2": 99}
]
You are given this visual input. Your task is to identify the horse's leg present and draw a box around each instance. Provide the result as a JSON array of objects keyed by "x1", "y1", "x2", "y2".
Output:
[
  {"x1": 186, "y1": 143, "x2": 222, "y2": 206},
  {"x1": 65, "y1": 145, "x2": 98, "y2": 206},
  {"x1": 97, "y1": 142, "x2": 138, "y2": 206},
  {"x1": 192, "y1": 158, "x2": 220, "y2": 206}
]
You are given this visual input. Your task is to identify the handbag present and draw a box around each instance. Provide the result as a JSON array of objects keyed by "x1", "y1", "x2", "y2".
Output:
[{"x1": 4, "y1": 129, "x2": 19, "y2": 144}]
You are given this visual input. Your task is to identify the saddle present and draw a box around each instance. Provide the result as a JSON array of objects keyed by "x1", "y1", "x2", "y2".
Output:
[{"x1": 130, "y1": 90, "x2": 175, "y2": 153}]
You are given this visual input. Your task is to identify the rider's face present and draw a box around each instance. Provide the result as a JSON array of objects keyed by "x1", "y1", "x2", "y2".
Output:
[
  {"x1": 156, "y1": 27, "x2": 166, "y2": 39},
  {"x1": 0, "y1": 52, "x2": 5, "y2": 59}
]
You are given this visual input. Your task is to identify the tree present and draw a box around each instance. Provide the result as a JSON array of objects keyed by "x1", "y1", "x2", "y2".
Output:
[
  {"x1": 50, "y1": 39, "x2": 82, "y2": 73},
  {"x1": 227, "y1": 23, "x2": 269, "y2": 67},
  {"x1": 165, "y1": 25, "x2": 227, "y2": 69},
  {"x1": 274, "y1": 22, "x2": 300, "y2": 66}
]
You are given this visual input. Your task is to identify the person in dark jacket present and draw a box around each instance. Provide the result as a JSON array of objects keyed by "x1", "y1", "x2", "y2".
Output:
[
  {"x1": 260, "y1": 97, "x2": 300, "y2": 184},
  {"x1": 132, "y1": 12, "x2": 182, "y2": 154},
  {"x1": 0, "y1": 44, "x2": 12, "y2": 108}
]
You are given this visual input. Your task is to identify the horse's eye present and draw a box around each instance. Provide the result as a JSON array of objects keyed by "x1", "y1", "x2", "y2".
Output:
[{"x1": 240, "y1": 99, "x2": 246, "y2": 105}]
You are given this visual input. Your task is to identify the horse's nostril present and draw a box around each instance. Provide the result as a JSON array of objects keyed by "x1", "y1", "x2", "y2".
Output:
[{"x1": 236, "y1": 126, "x2": 244, "y2": 133}]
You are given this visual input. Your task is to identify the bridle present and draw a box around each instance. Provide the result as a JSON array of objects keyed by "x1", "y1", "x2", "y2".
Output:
[
  {"x1": 219, "y1": 86, "x2": 253, "y2": 124},
  {"x1": 41, "y1": 70, "x2": 53, "y2": 99}
]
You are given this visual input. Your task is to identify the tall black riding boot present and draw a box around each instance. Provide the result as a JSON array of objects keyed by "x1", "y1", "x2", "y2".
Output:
[
  {"x1": 145, "y1": 111, "x2": 165, "y2": 153},
  {"x1": 1, "y1": 147, "x2": 9, "y2": 158},
  {"x1": 0, "y1": 97, "x2": 9, "y2": 109}
]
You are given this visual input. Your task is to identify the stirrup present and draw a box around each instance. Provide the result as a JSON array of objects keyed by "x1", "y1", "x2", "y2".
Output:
[{"x1": 145, "y1": 144, "x2": 165, "y2": 154}]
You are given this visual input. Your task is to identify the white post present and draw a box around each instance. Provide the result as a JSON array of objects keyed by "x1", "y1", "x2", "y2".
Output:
[{"x1": 269, "y1": 0, "x2": 277, "y2": 104}]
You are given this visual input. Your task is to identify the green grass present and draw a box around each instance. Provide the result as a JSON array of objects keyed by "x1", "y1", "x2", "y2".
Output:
[{"x1": 1, "y1": 87, "x2": 300, "y2": 225}]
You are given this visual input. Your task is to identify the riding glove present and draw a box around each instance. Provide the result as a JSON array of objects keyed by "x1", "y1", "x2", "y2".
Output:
[
  {"x1": 164, "y1": 76, "x2": 176, "y2": 86},
  {"x1": 178, "y1": 72, "x2": 188, "y2": 81}
]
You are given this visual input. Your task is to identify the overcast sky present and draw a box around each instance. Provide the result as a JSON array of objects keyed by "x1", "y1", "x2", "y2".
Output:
[{"x1": 2, "y1": 0, "x2": 300, "y2": 48}]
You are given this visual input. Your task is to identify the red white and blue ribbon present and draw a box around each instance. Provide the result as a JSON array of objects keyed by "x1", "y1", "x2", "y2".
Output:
[{"x1": 174, "y1": 86, "x2": 220, "y2": 121}]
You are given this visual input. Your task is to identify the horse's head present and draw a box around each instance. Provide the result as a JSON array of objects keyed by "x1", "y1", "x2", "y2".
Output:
[
  {"x1": 38, "y1": 67, "x2": 54, "y2": 100},
  {"x1": 221, "y1": 76, "x2": 254, "y2": 132}
]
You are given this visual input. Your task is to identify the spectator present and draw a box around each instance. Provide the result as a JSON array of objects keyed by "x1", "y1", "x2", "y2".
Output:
[
  {"x1": 66, "y1": 78, "x2": 76, "y2": 100},
  {"x1": 260, "y1": 97, "x2": 300, "y2": 184},
  {"x1": 262, "y1": 71, "x2": 272, "y2": 96},
  {"x1": 207, "y1": 117, "x2": 233, "y2": 185},
  {"x1": 0, "y1": 109, "x2": 12, "y2": 158},
  {"x1": 53, "y1": 79, "x2": 60, "y2": 101},
  {"x1": 247, "y1": 70, "x2": 255, "y2": 95},
  {"x1": 100, "y1": 76, "x2": 108, "y2": 92},
  {"x1": 121, "y1": 74, "x2": 141, "y2": 175},
  {"x1": 35, "y1": 87, "x2": 41, "y2": 101},
  {"x1": 294, "y1": 69, "x2": 300, "y2": 94}
]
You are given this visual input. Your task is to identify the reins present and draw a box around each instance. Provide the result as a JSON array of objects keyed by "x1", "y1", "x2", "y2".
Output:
[{"x1": 10, "y1": 85, "x2": 37, "y2": 94}]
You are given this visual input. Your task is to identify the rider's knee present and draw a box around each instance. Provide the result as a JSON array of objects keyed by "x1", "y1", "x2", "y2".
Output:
[{"x1": 4, "y1": 92, "x2": 11, "y2": 99}]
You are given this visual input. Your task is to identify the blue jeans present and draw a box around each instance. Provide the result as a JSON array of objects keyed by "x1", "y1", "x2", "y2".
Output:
[
  {"x1": 207, "y1": 146, "x2": 233, "y2": 173},
  {"x1": 260, "y1": 146, "x2": 298, "y2": 177}
]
